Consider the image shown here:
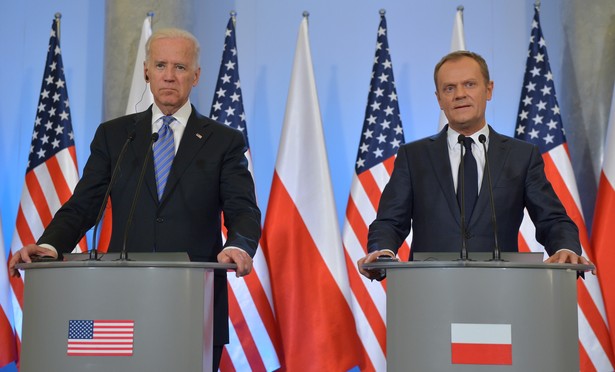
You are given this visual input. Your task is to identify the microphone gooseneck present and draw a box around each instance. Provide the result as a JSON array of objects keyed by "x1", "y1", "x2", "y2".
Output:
[
  {"x1": 120, "y1": 132, "x2": 159, "y2": 261},
  {"x1": 479, "y1": 134, "x2": 502, "y2": 261},
  {"x1": 457, "y1": 134, "x2": 469, "y2": 261},
  {"x1": 89, "y1": 131, "x2": 136, "y2": 260}
]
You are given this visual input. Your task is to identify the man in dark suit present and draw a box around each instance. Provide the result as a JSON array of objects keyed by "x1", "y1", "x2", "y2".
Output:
[
  {"x1": 358, "y1": 50, "x2": 592, "y2": 280},
  {"x1": 9, "y1": 28, "x2": 260, "y2": 370}
]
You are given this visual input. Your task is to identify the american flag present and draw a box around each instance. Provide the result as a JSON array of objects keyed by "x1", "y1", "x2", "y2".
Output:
[
  {"x1": 0, "y1": 216, "x2": 17, "y2": 368},
  {"x1": 341, "y1": 12, "x2": 408, "y2": 371},
  {"x1": 514, "y1": 6, "x2": 614, "y2": 370},
  {"x1": 9, "y1": 16, "x2": 86, "y2": 354},
  {"x1": 210, "y1": 14, "x2": 282, "y2": 372},
  {"x1": 67, "y1": 320, "x2": 134, "y2": 356}
]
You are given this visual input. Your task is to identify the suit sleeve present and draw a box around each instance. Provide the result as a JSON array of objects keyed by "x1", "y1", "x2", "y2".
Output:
[
  {"x1": 523, "y1": 145, "x2": 581, "y2": 255},
  {"x1": 367, "y1": 147, "x2": 413, "y2": 254},
  {"x1": 36, "y1": 124, "x2": 111, "y2": 252},
  {"x1": 219, "y1": 130, "x2": 261, "y2": 257}
]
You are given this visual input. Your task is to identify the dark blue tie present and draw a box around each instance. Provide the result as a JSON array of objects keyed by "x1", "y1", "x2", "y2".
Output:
[
  {"x1": 458, "y1": 137, "x2": 478, "y2": 221},
  {"x1": 153, "y1": 116, "x2": 175, "y2": 199}
]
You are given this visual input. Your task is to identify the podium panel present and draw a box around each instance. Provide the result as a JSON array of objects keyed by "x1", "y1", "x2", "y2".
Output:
[
  {"x1": 17, "y1": 260, "x2": 228, "y2": 372},
  {"x1": 370, "y1": 261, "x2": 590, "y2": 372}
]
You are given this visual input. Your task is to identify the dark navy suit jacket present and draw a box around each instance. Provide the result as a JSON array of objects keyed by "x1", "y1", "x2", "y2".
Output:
[
  {"x1": 38, "y1": 106, "x2": 261, "y2": 345},
  {"x1": 368, "y1": 125, "x2": 580, "y2": 257}
]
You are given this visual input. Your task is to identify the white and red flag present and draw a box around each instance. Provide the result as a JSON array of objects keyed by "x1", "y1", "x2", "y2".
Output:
[
  {"x1": 10, "y1": 16, "x2": 87, "y2": 358},
  {"x1": 261, "y1": 14, "x2": 362, "y2": 371},
  {"x1": 342, "y1": 11, "x2": 407, "y2": 371},
  {"x1": 97, "y1": 13, "x2": 154, "y2": 253},
  {"x1": 514, "y1": 5, "x2": 613, "y2": 370},
  {"x1": 591, "y1": 82, "x2": 615, "y2": 360},
  {"x1": 210, "y1": 13, "x2": 282, "y2": 372},
  {"x1": 450, "y1": 323, "x2": 512, "y2": 365},
  {"x1": 438, "y1": 6, "x2": 467, "y2": 130}
]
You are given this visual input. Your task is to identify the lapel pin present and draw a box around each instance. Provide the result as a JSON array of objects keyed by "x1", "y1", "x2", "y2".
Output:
[{"x1": 196, "y1": 133, "x2": 203, "y2": 139}]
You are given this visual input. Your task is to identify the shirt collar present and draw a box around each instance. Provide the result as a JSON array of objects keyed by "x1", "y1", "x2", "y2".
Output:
[
  {"x1": 447, "y1": 123, "x2": 490, "y2": 150},
  {"x1": 152, "y1": 100, "x2": 192, "y2": 129}
]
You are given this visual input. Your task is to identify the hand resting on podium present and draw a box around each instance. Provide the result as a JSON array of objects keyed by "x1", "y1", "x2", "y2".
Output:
[
  {"x1": 357, "y1": 250, "x2": 398, "y2": 281},
  {"x1": 9, "y1": 244, "x2": 59, "y2": 277}
]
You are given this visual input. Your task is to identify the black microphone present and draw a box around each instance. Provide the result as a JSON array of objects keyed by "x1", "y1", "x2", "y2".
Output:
[
  {"x1": 457, "y1": 134, "x2": 469, "y2": 261},
  {"x1": 478, "y1": 134, "x2": 503, "y2": 261},
  {"x1": 120, "y1": 132, "x2": 159, "y2": 261},
  {"x1": 89, "y1": 131, "x2": 136, "y2": 260}
]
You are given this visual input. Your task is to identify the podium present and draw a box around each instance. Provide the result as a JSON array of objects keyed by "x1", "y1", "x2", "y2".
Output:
[
  {"x1": 364, "y1": 259, "x2": 593, "y2": 372},
  {"x1": 16, "y1": 253, "x2": 235, "y2": 372}
]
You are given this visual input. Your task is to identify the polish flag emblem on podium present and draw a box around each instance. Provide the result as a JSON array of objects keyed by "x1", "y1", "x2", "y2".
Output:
[{"x1": 451, "y1": 323, "x2": 512, "y2": 365}]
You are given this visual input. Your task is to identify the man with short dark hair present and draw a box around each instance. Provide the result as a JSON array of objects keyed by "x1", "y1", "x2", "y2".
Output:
[{"x1": 358, "y1": 50, "x2": 592, "y2": 279}]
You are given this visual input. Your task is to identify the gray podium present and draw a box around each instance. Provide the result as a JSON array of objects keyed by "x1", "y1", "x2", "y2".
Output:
[
  {"x1": 17, "y1": 253, "x2": 235, "y2": 372},
  {"x1": 364, "y1": 258, "x2": 593, "y2": 372}
]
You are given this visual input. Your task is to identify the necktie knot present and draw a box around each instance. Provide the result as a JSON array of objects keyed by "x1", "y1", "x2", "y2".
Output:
[
  {"x1": 161, "y1": 115, "x2": 174, "y2": 129},
  {"x1": 462, "y1": 136, "x2": 474, "y2": 151}
]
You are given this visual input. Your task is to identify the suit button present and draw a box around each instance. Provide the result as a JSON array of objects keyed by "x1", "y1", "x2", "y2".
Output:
[
  {"x1": 465, "y1": 232, "x2": 473, "y2": 239},
  {"x1": 156, "y1": 217, "x2": 164, "y2": 223}
]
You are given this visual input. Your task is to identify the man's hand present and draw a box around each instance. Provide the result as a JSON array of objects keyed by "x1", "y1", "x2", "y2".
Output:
[
  {"x1": 9, "y1": 244, "x2": 58, "y2": 277},
  {"x1": 545, "y1": 250, "x2": 596, "y2": 275},
  {"x1": 357, "y1": 250, "x2": 398, "y2": 281},
  {"x1": 217, "y1": 248, "x2": 253, "y2": 277}
]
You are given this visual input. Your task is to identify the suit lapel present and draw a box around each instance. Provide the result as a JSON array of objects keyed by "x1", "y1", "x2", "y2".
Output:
[
  {"x1": 427, "y1": 126, "x2": 461, "y2": 225},
  {"x1": 130, "y1": 109, "x2": 158, "y2": 202},
  {"x1": 469, "y1": 126, "x2": 510, "y2": 227},
  {"x1": 159, "y1": 108, "x2": 211, "y2": 203}
]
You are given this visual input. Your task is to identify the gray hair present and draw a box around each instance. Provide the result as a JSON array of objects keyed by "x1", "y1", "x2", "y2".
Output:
[{"x1": 145, "y1": 28, "x2": 200, "y2": 67}]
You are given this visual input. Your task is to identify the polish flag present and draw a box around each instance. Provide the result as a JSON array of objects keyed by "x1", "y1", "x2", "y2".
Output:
[
  {"x1": 261, "y1": 14, "x2": 362, "y2": 370},
  {"x1": 451, "y1": 323, "x2": 512, "y2": 365},
  {"x1": 592, "y1": 83, "x2": 615, "y2": 359}
]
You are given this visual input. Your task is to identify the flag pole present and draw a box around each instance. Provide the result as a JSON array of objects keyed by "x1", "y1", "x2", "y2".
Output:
[
  {"x1": 230, "y1": 10, "x2": 237, "y2": 26},
  {"x1": 55, "y1": 12, "x2": 62, "y2": 42},
  {"x1": 147, "y1": 11, "x2": 154, "y2": 25},
  {"x1": 303, "y1": 10, "x2": 309, "y2": 20},
  {"x1": 457, "y1": 5, "x2": 464, "y2": 19},
  {"x1": 535, "y1": 0, "x2": 540, "y2": 9},
  {"x1": 380, "y1": 8, "x2": 386, "y2": 17}
]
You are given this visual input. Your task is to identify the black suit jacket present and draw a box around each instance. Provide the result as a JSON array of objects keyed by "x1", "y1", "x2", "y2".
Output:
[
  {"x1": 38, "y1": 106, "x2": 261, "y2": 345},
  {"x1": 368, "y1": 126, "x2": 581, "y2": 256}
]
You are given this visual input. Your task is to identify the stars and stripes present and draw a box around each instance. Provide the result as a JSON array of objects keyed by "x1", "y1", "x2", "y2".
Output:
[
  {"x1": 67, "y1": 320, "x2": 134, "y2": 356},
  {"x1": 341, "y1": 12, "x2": 408, "y2": 371},
  {"x1": 210, "y1": 14, "x2": 281, "y2": 372},
  {"x1": 514, "y1": 6, "x2": 614, "y2": 371},
  {"x1": 0, "y1": 216, "x2": 17, "y2": 368},
  {"x1": 9, "y1": 16, "x2": 86, "y2": 358}
]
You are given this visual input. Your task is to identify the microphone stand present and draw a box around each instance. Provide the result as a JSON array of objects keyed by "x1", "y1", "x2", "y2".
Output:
[
  {"x1": 120, "y1": 132, "x2": 159, "y2": 261},
  {"x1": 479, "y1": 134, "x2": 503, "y2": 261},
  {"x1": 457, "y1": 135, "x2": 469, "y2": 261},
  {"x1": 89, "y1": 132, "x2": 135, "y2": 260}
]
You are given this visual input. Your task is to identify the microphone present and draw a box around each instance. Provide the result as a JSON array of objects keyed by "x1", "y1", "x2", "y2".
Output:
[
  {"x1": 89, "y1": 131, "x2": 136, "y2": 260},
  {"x1": 120, "y1": 132, "x2": 159, "y2": 261},
  {"x1": 478, "y1": 134, "x2": 503, "y2": 261},
  {"x1": 457, "y1": 134, "x2": 469, "y2": 261}
]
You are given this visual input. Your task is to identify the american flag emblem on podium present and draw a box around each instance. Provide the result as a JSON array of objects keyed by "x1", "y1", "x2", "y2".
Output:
[{"x1": 67, "y1": 320, "x2": 134, "y2": 356}]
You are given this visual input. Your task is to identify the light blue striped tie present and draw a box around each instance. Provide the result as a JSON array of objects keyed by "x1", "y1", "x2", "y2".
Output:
[{"x1": 153, "y1": 115, "x2": 175, "y2": 199}]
